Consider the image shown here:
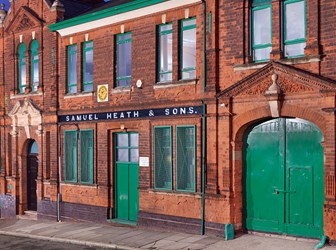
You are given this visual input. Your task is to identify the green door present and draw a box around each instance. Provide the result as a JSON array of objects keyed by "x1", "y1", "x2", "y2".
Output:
[
  {"x1": 245, "y1": 118, "x2": 324, "y2": 238},
  {"x1": 115, "y1": 133, "x2": 139, "y2": 222}
]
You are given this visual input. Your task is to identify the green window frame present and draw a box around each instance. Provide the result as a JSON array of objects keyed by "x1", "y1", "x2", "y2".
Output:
[
  {"x1": 180, "y1": 17, "x2": 196, "y2": 80},
  {"x1": 251, "y1": 0, "x2": 272, "y2": 62},
  {"x1": 115, "y1": 132, "x2": 139, "y2": 163},
  {"x1": 158, "y1": 23, "x2": 173, "y2": 82},
  {"x1": 82, "y1": 41, "x2": 93, "y2": 92},
  {"x1": 80, "y1": 130, "x2": 94, "y2": 184},
  {"x1": 30, "y1": 40, "x2": 39, "y2": 92},
  {"x1": 18, "y1": 43, "x2": 27, "y2": 94},
  {"x1": 176, "y1": 126, "x2": 196, "y2": 192},
  {"x1": 283, "y1": 0, "x2": 306, "y2": 58},
  {"x1": 64, "y1": 130, "x2": 78, "y2": 182},
  {"x1": 154, "y1": 126, "x2": 172, "y2": 190},
  {"x1": 67, "y1": 44, "x2": 77, "y2": 93},
  {"x1": 115, "y1": 33, "x2": 132, "y2": 87}
]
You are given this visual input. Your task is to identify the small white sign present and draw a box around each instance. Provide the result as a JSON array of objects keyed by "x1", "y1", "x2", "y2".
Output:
[
  {"x1": 139, "y1": 157, "x2": 149, "y2": 167},
  {"x1": 97, "y1": 84, "x2": 108, "y2": 102}
]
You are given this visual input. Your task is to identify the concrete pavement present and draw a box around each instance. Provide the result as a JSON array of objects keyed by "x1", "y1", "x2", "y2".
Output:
[{"x1": 0, "y1": 218, "x2": 334, "y2": 250}]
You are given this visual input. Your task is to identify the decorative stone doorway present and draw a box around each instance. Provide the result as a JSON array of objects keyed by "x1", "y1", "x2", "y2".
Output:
[{"x1": 27, "y1": 140, "x2": 38, "y2": 211}]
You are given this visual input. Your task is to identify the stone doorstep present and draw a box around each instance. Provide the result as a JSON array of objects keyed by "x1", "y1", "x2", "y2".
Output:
[
  {"x1": 247, "y1": 231, "x2": 320, "y2": 243},
  {"x1": 17, "y1": 211, "x2": 37, "y2": 221}
]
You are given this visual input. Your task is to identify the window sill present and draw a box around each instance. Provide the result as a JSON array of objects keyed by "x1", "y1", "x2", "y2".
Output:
[
  {"x1": 10, "y1": 92, "x2": 43, "y2": 99},
  {"x1": 112, "y1": 87, "x2": 132, "y2": 93},
  {"x1": 154, "y1": 79, "x2": 197, "y2": 89},
  {"x1": 280, "y1": 54, "x2": 322, "y2": 65},
  {"x1": 146, "y1": 188, "x2": 201, "y2": 198},
  {"x1": 64, "y1": 92, "x2": 93, "y2": 99},
  {"x1": 61, "y1": 182, "x2": 97, "y2": 188},
  {"x1": 234, "y1": 55, "x2": 322, "y2": 72}
]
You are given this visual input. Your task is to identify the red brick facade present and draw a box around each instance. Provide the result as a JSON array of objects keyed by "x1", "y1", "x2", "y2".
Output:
[{"x1": 0, "y1": 0, "x2": 335, "y2": 241}]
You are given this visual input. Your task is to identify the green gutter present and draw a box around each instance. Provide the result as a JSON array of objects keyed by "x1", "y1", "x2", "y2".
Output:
[{"x1": 49, "y1": 0, "x2": 165, "y2": 31}]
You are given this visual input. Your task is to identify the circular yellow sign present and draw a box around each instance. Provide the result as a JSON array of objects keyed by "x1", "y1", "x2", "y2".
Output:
[{"x1": 98, "y1": 85, "x2": 108, "y2": 101}]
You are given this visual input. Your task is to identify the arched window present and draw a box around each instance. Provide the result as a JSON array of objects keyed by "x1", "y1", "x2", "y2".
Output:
[
  {"x1": 30, "y1": 40, "x2": 39, "y2": 92},
  {"x1": 251, "y1": 0, "x2": 272, "y2": 62},
  {"x1": 18, "y1": 43, "x2": 27, "y2": 93}
]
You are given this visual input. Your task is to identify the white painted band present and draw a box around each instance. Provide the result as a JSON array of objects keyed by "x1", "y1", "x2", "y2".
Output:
[{"x1": 57, "y1": 0, "x2": 202, "y2": 36}]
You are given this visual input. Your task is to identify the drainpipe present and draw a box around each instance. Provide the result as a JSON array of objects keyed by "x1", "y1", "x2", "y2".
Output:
[
  {"x1": 314, "y1": 235, "x2": 328, "y2": 250},
  {"x1": 201, "y1": 0, "x2": 207, "y2": 236},
  {"x1": 57, "y1": 124, "x2": 62, "y2": 222}
]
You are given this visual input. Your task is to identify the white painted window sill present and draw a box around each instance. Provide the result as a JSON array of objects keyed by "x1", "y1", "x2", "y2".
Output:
[
  {"x1": 10, "y1": 92, "x2": 43, "y2": 99},
  {"x1": 112, "y1": 87, "x2": 132, "y2": 93},
  {"x1": 234, "y1": 55, "x2": 322, "y2": 72},
  {"x1": 64, "y1": 92, "x2": 93, "y2": 99},
  {"x1": 154, "y1": 79, "x2": 197, "y2": 89}
]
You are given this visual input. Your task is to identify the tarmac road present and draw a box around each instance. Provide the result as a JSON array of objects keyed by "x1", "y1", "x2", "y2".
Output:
[{"x1": 0, "y1": 234, "x2": 107, "y2": 250}]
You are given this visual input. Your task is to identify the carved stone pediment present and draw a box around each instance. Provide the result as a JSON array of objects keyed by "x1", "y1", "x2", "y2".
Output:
[
  {"x1": 217, "y1": 62, "x2": 336, "y2": 99},
  {"x1": 8, "y1": 98, "x2": 43, "y2": 138},
  {"x1": 6, "y1": 6, "x2": 43, "y2": 33}
]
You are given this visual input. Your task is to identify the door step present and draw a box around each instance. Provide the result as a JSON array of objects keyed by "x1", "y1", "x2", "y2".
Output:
[
  {"x1": 248, "y1": 231, "x2": 319, "y2": 243},
  {"x1": 17, "y1": 210, "x2": 37, "y2": 220}
]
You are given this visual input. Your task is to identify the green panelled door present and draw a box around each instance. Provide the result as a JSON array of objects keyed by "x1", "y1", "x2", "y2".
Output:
[
  {"x1": 115, "y1": 133, "x2": 139, "y2": 222},
  {"x1": 245, "y1": 118, "x2": 324, "y2": 238}
]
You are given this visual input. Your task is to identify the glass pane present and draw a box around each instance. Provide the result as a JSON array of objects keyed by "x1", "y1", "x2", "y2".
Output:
[
  {"x1": 117, "y1": 39, "x2": 132, "y2": 85},
  {"x1": 20, "y1": 86, "x2": 26, "y2": 93},
  {"x1": 117, "y1": 149, "x2": 128, "y2": 162},
  {"x1": 32, "y1": 61, "x2": 39, "y2": 91},
  {"x1": 116, "y1": 78, "x2": 131, "y2": 87},
  {"x1": 80, "y1": 130, "x2": 93, "y2": 183},
  {"x1": 160, "y1": 24, "x2": 172, "y2": 32},
  {"x1": 285, "y1": 1, "x2": 305, "y2": 41},
  {"x1": 154, "y1": 127, "x2": 172, "y2": 189},
  {"x1": 68, "y1": 85, "x2": 77, "y2": 94},
  {"x1": 117, "y1": 134, "x2": 128, "y2": 147},
  {"x1": 83, "y1": 83, "x2": 93, "y2": 92},
  {"x1": 253, "y1": 7, "x2": 271, "y2": 45},
  {"x1": 285, "y1": 42, "x2": 306, "y2": 57},
  {"x1": 64, "y1": 132, "x2": 77, "y2": 181},
  {"x1": 84, "y1": 49, "x2": 93, "y2": 84},
  {"x1": 160, "y1": 73, "x2": 172, "y2": 82},
  {"x1": 84, "y1": 42, "x2": 93, "y2": 49},
  {"x1": 182, "y1": 70, "x2": 196, "y2": 80},
  {"x1": 117, "y1": 33, "x2": 131, "y2": 42},
  {"x1": 130, "y1": 133, "x2": 138, "y2": 147},
  {"x1": 20, "y1": 60, "x2": 26, "y2": 87},
  {"x1": 160, "y1": 32, "x2": 172, "y2": 76},
  {"x1": 182, "y1": 28, "x2": 196, "y2": 71},
  {"x1": 183, "y1": 19, "x2": 196, "y2": 27},
  {"x1": 69, "y1": 51, "x2": 77, "y2": 85},
  {"x1": 176, "y1": 127, "x2": 195, "y2": 191},
  {"x1": 254, "y1": 46, "x2": 272, "y2": 61},
  {"x1": 29, "y1": 141, "x2": 38, "y2": 154},
  {"x1": 130, "y1": 149, "x2": 139, "y2": 162}
]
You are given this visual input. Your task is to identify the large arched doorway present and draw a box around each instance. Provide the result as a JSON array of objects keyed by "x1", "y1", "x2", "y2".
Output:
[
  {"x1": 27, "y1": 140, "x2": 38, "y2": 211},
  {"x1": 244, "y1": 118, "x2": 324, "y2": 238}
]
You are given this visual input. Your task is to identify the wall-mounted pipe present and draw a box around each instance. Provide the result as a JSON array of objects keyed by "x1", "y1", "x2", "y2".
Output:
[{"x1": 201, "y1": 0, "x2": 207, "y2": 236}]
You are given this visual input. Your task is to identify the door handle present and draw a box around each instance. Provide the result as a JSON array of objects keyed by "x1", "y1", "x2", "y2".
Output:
[{"x1": 273, "y1": 188, "x2": 296, "y2": 195}]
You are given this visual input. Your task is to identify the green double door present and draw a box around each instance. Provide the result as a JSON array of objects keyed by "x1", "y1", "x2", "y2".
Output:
[
  {"x1": 115, "y1": 133, "x2": 139, "y2": 222},
  {"x1": 245, "y1": 118, "x2": 324, "y2": 238}
]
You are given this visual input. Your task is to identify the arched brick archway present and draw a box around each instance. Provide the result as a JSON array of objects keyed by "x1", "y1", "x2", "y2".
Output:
[
  {"x1": 18, "y1": 139, "x2": 39, "y2": 213},
  {"x1": 230, "y1": 105, "x2": 327, "y2": 237}
]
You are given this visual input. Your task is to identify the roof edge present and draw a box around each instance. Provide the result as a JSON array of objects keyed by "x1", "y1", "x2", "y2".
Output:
[{"x1": 48, "y1": 0, "x2": 165, "y2": 31}]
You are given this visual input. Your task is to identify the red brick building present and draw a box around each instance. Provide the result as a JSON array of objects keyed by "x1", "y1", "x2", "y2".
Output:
[{"x1": 0, "y1": 0, "x2": 335, "y2": 243}]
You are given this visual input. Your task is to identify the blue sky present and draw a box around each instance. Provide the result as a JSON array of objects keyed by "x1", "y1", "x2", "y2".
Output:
[
  {"x1": 0, "y1": 1, "x2": 112, "y2": 11},
  {"x1": 0, "y1": 0, "x2": 9, "y2": 11}
]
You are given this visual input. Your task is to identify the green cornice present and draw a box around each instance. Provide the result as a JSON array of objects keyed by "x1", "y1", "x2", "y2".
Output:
[{"x1": 49, "y1": 0, "x2": 166, "y2": 31}]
